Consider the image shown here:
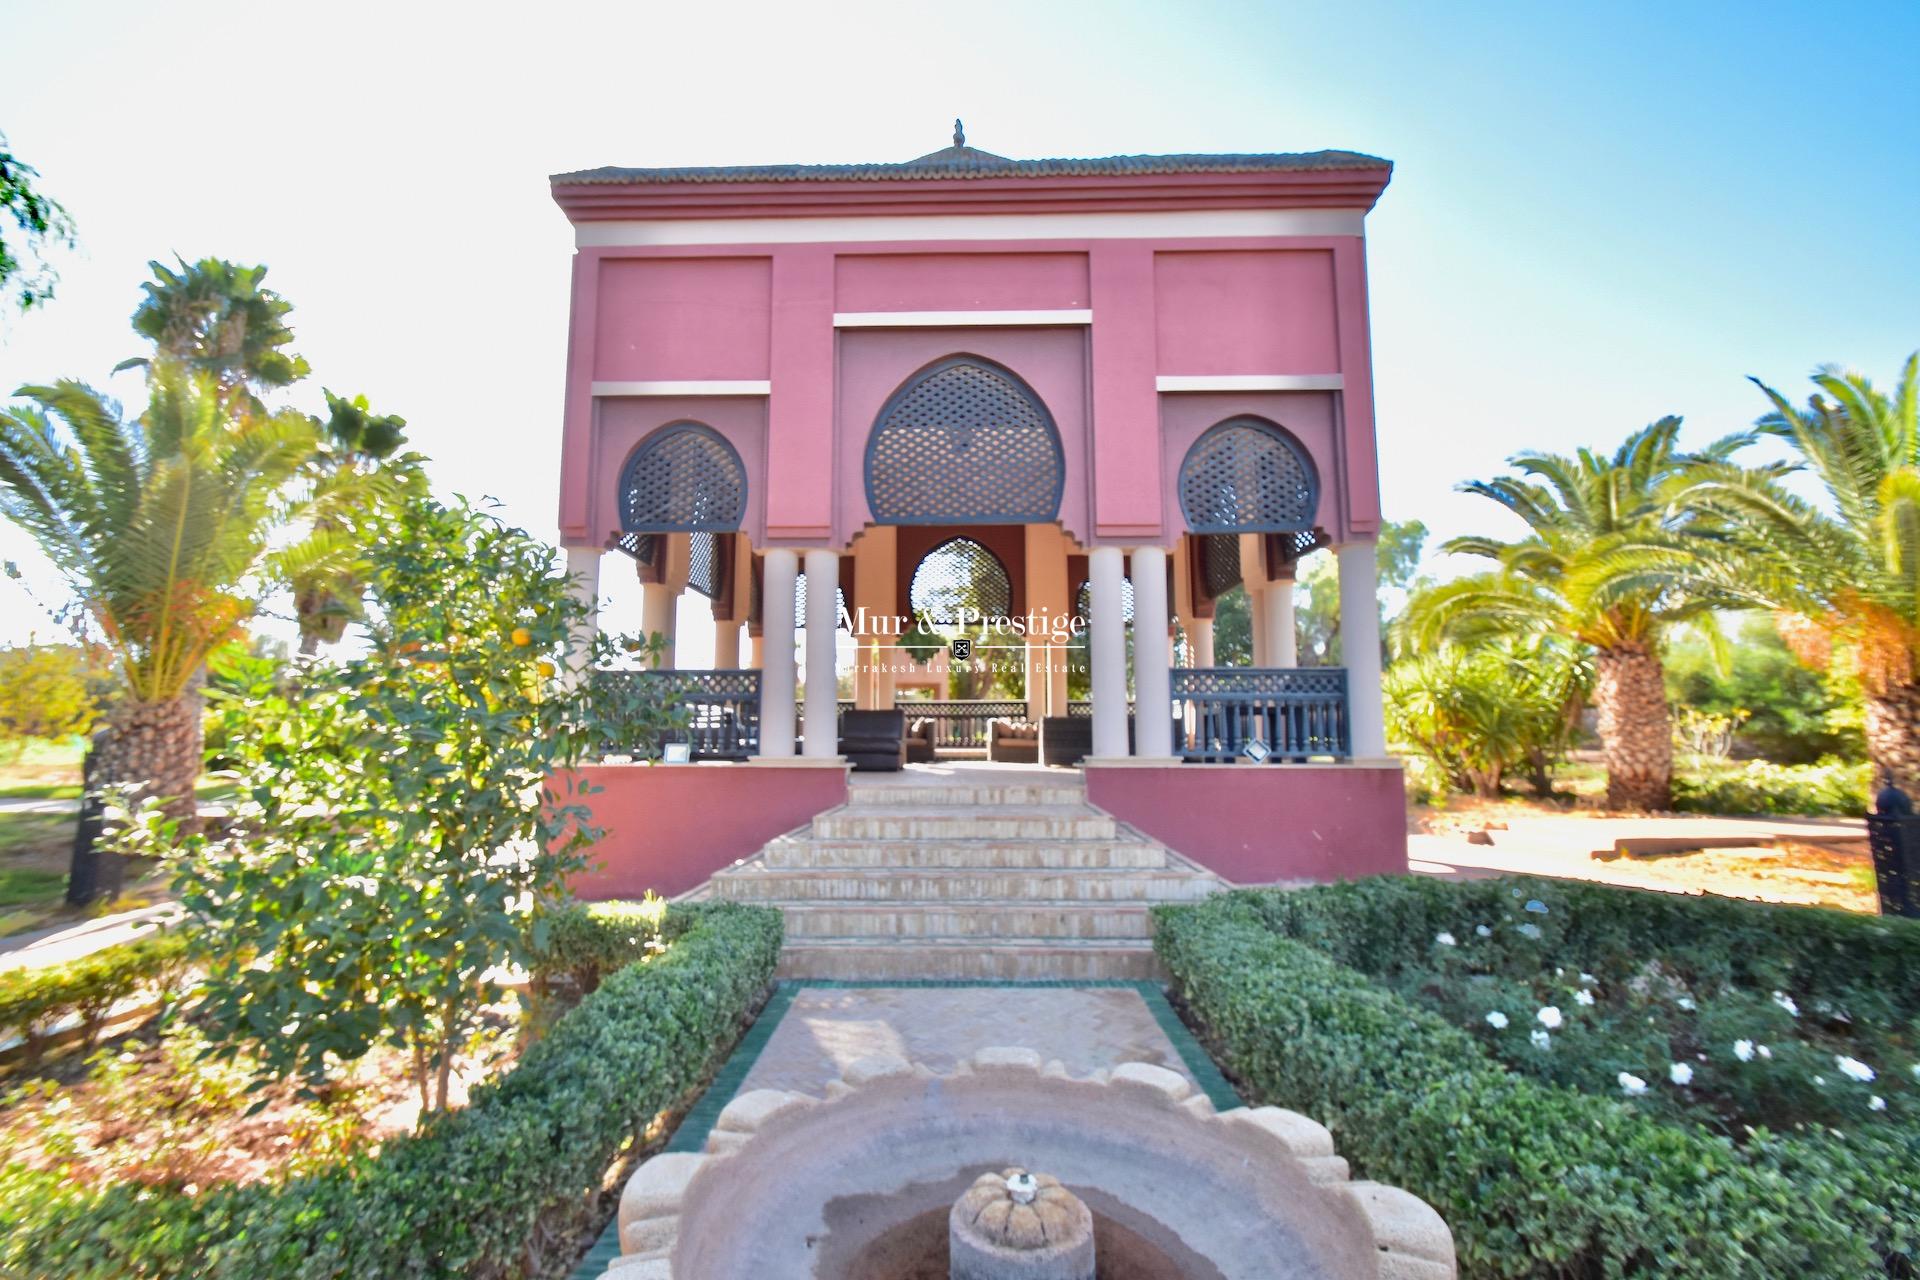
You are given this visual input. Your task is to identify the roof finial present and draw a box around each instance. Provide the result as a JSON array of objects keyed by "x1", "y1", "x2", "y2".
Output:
[{"x1": 953, "y1": 118, "x2": 966, "y2": 147}]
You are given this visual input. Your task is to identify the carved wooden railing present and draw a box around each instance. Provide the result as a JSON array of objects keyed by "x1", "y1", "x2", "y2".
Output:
[
  {"x1": 592, "y1": 669, "x2": 761, "y2": 761},
  {"x1": 1171, "y1": 667, "x2": 1349, "y2": 762}
]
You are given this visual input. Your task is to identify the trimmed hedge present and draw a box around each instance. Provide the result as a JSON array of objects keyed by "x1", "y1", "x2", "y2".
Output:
[
  {"x1": 0, "y1": 901, "x2": 782, "y2": 1280},
  {"x1": 1154, "y1": 891, "x2": 1916, "y2": 1278},
  {"x1": 0, "y1": 927, "x2": 194, "y2": 1062}
]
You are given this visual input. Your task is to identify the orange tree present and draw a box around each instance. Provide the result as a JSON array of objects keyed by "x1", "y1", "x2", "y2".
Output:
[{"x1": 152, "y1": 496, "x2": 648, "y2": 1113}]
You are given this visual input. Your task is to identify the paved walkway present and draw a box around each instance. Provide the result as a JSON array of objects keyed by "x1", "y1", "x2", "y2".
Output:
[
  {"x1": 0, "y1": 903, "x2": 180, "y2": 972},
  {"x1": 739, "y1": 984, "x2": 1198, "y2": 1094}
]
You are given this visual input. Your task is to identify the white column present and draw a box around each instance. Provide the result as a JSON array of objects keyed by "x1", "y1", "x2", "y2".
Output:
[
  {"x1": 1190, "y1": 617, "x2": 1214, "y2": 669},
  {"x1": 802, "y1": 549, "x2": 840, "y2": 759},
  {"x1": 748, "y1": 633, "x2": 765, "y2": 670},
  {"x1": 1337, "y1": 541, "x2": 1388, "y2": 758},
  {"x1": 1247, "y1": 584, "x2": 1269, "y2": 666},
  {"x1": 1267, "y1": 578, "x2": 1298, "y2": 668},
  {"x1": 758, "y1": 549, "x2": 798, "y2": 758},
  {"x1": 640, "y1": 583, "x2": 677, "y2": 669},
  {"x1": 563, "y1": 547, "x2": 601, "y2": 681},
  {"x1": 713, "y1": 622, "x2": 741, "y2": 669},
  {"x1": 1089, "y1": 546, "x2": 1130, "y2": 759},
  {"x1": 1131, "y1": 546, "x2": 1173, "y2": 758}
]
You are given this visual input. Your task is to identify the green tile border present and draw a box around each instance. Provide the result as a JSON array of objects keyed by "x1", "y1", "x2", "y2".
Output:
[{"x1": 567, "y1": 977, "x2": 1239, "y2": 1279}]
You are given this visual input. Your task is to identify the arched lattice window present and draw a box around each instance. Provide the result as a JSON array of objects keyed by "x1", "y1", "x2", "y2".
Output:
[
  {"x1": 908, "y1": 538, "x2": 1013, "y2": 626},
  {"x1": 619, "y1": 422, "x2": 747, "y2": 533},
  {"x1": 865, "y1": 356, "x2": 1064, "y2": 524},
  {"x1": 1178, "y1": 417, "x2": 1318, "y2": 534}
]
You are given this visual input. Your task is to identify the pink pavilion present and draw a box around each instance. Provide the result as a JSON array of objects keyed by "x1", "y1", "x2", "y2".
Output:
[{"x1": 549, "y1": 127, "x2": 1407, "y2": 967}]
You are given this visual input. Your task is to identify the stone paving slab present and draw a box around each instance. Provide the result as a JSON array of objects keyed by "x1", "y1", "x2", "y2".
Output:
[{"x1": 739, "y1": 982, "x2": 1198, "y2": 1095}]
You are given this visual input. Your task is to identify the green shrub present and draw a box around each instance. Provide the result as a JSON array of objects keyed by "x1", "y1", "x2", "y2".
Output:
[
  {"x1": 0, "y1": 901, "x2": 782, "y2": 1279},
  {"x1": 0, "y1": 928, "x2": 194, "y2": 1063},
  {"x1": 1156, "y1": 882, "x2": 1920, "y2": 1277},
  {"x1": 1672, "y1": 758, "x2": 1871, "y2": 816}
]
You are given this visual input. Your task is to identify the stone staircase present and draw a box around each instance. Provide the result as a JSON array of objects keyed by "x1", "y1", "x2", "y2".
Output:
[{"x1": 703, "y1": 773, "x2": 1224, "y2": 979}]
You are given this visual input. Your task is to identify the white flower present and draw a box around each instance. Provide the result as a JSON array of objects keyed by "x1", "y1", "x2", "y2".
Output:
[
  {"x1": 1669, "y1": 1063, "x2": 1694, "y2": 1085},
  {"x1": 1733, "y1": 1040, "x2": 1755, "y2": 1062},
  {"x1": 1531, "y1": 1029, "x2": 1552, "y2": 1051},
  {"x1": 1575, "y1": 989, "x2": 1596, "y2": 1007},
  {"x1": 1579, "y1": 972, "x2": 1597, "y2": 985},
  {"x1": 1536, "y1": 1006, "x2": 1563, "y2": 1030},
  {"x1": 1485, "y1": 1011, "x2": 1509, "y2": 1029},
  {"x1": 1758, "y1": 1045, "x2": 1772, "y2": 1060},
  {"x1": 1518, "y1": 923, "x2": 1544, "y2": 940},
  {"x1": 1677, "y1": 996, "x2": 1696, "y2": 1011},
  {"x1": 1475, "y1": 925, "x2": 1492, "y2": 938},
  {"x1": 1836, "y1": 1055, "x2": 1876, "y2": 1083},
  {"x1": 1772, "y1": 991, "x2": 1799, "y2": 1017},
  {"x1": 1869, "y1": 1096, "x2": 1887, "y2": 1112},
  {"x1": 1814, "y1": 1075, "x2": 1827, "y2": 1087},
  {"x1": 1434, "y1": 931, "x2": 1457, "y2": 947},
  {"x1": 1618, "y1": 1072, "x2": 1648, "y2": 1096},
  {"x1": 1911, "y1": 1063, "x2": 1920, "y2": 1081}
]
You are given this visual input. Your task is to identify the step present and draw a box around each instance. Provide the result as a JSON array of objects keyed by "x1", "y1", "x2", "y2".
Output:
[
  {"x1": 711, "y1": 867, "x2": 1218, "y2": 903},
  {"x1": 777, "y1": 938, "x2": 1164, "y2": 981},
  {"x1": 776, "y1": 902, "x2": 1154, "y2": 940},
  {"x1": 758, "y1": 836, "x2": 1169, "y2": 870},
  {"x1": 811, "y1": 807, "x2": 1118, "y2": 842},
  {"x1": 846, "y1": 783, "x2": 1087, "y2": 809}
]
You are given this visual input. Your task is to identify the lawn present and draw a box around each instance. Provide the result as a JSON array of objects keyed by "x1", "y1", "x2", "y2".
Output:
[{"x1": 1157, "y1": 877, "x2": 1918, "y2": 1278}]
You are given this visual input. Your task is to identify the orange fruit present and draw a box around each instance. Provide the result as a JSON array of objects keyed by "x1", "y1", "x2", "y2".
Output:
[{"x1": 511, "y1": 627, "x2": 532, "y2": 647}]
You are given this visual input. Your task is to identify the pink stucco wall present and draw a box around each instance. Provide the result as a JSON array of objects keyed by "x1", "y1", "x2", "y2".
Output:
[
  {"x1": 1154, "y1": 249, "x2": 1339, "y2": 375},
  {"x1": 835, "y1": 251, "x2": 1089, "y2": 312},
  {"x1": 558, "y1": 234, "x2": 1381, "y2": 550},
  {"x1": 594, "y1": 256, "x2": 771, "y2": 381},
  {"x1": 1084, "y1": 763, "x2": 1408, "y2": 884},
  {"x1": 554, "y1": 763, "x2": 847, "y2": 900}
]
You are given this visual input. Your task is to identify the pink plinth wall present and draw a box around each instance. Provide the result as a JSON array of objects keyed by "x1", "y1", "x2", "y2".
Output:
[
  {"x1": 1084, "y1": 762, "x2": 1408, "y2": 884},
  {"x1": 553, "y1": 763, "x2": 847, "y2": 900}
]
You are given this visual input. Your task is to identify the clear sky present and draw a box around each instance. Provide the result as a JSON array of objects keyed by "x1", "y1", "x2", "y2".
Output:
[{"x1": 2, "y1": 0, "x2": 1916, "y2": 654}]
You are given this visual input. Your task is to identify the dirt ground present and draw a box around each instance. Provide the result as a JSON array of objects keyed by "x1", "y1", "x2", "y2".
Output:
[
  {"x1": 0, "y1": 1000, "x2": 523, "y2": 1189},
  {"x1": 1411, "y1": 797, "x2": 1879, "y2": 912}
]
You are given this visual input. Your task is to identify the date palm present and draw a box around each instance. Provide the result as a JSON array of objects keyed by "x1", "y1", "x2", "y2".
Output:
[
  {"x1": 0, "y1": 367, "x2": 325, "y2": 834},
  {"x1": 113, "y1": 256, "x2": 309, "y2": 411},
  {"x1": 293, "y1": 390, "x2": 426, "y2": 655},
  {"x1": 1400, "y1": 418, "x2": 1744, "y2": 810},
  {"x1": 1680, "y1": 353, "x2": 1920, "y2": 794}
]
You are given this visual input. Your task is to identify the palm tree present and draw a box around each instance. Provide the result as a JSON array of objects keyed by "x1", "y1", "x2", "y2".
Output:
[
  {"x1": 113, "y1": 257, "x2": 309, "y2": 410},
  {"x1": 1680, "y1": 353, "x2": 1920, "y2": 794},
  {"x1": 0, "y1": 368, "x2": 324, "y2": 841},
  {"x1": 292, "y1": 390, "x2": 426, "y2": 655},
  {"x1": 1400, "y1": 419, "x2": 1744, "y2": 810}
]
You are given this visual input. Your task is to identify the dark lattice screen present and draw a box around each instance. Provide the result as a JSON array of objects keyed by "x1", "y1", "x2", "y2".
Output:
[
  {"x1": 908, "y1": 538, "x2": 1013, "y2": 625},
  {"x1": 1075, "y1": 578, "x2": 1134, "y2": 626},
  {"x1": 1200, "y1": 534, "x2": 1241, "y2": 599},
  {"x1": 614, "y1": 531, "x2": 661, "y2": 565},
  {"x1": 865, "y1": 357, "x2": 1064, "y2": 524},
  {"x1": 619, "y1": 422, "x2": 747, "y2": 532},
  {"x1": 1178, "y1": 417, "x2": 1317, "y2": 534},
  {"x1": 793, "y1": 575, "x2": 850, "y2": 631},
  {"x1": 687, "y1": 531, "x2": 723, "y2": 600}
]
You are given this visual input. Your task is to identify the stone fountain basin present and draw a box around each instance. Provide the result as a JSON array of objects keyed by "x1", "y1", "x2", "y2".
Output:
[{"x1": 611, "y1": 1047, "x2": 1454, "y2": 1279}]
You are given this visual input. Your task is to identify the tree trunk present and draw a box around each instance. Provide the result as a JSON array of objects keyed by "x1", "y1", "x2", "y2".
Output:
[
  {"x1": 1593, "y1": 643, "x2": 1672, "y2": 811},
  {"x1": 1865, "y1": 681, "x2": 1920, "y2": 799},
  {"x1": 67, "y1": 684, "x2": 205, "y2": 905}
]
